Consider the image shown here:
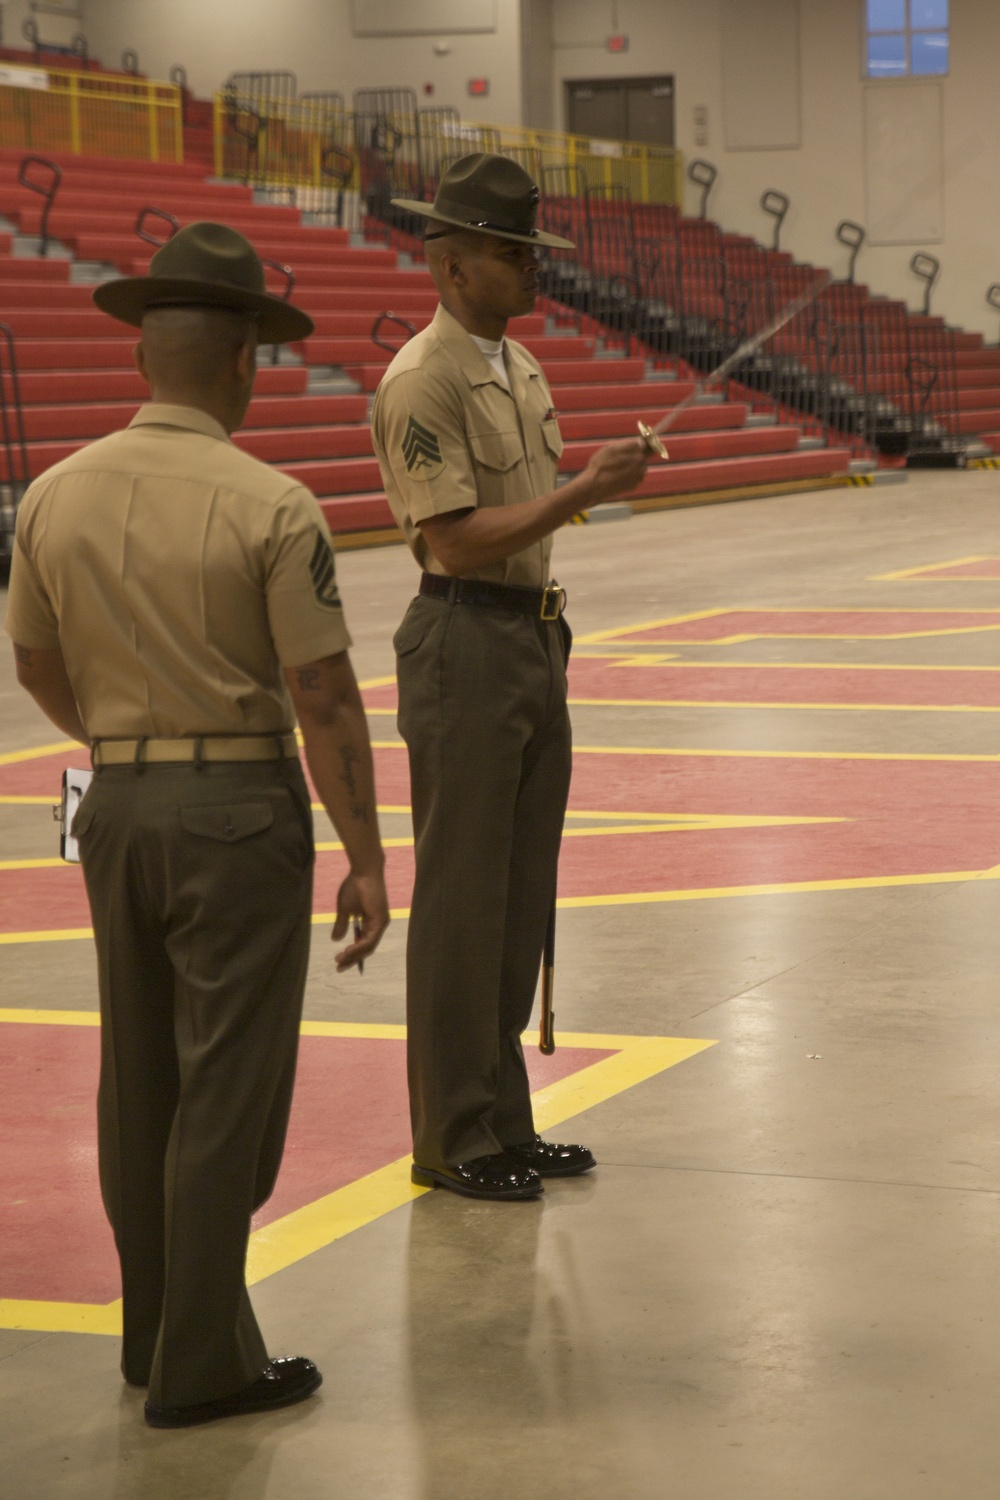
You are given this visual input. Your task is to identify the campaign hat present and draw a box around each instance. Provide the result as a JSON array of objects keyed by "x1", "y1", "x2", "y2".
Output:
[
  {"x1": 93, "y1": 221, "x2": 314, "y2": 343},
  {"x1": 392, "y1": 152, "x2": 575, "y2": 250}
]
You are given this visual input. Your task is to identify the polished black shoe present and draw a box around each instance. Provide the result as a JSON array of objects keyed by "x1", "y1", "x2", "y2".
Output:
[
  {"x1": 411, "y1": 1153, "x2": 543, "y2": 1201},
  {"x1": 505, "y1": 1136, "x2": 596, "y2": 1177},
  {"x1": 144, "y1": 1356, "x2": 322, "y2": 1428}
]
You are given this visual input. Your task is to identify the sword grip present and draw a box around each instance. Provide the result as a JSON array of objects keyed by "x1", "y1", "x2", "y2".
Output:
[{"x1": 539, "y1": 901, "x2": 557, "y2": 1055}]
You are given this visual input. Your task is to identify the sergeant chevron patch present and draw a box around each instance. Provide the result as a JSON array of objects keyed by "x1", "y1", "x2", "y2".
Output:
[
  {"x1": 402, "y1": 415, "x2": 445, "y2": 478},
  {"x1": 309, "y1": 530, "x2": 343, "y2": 610}
]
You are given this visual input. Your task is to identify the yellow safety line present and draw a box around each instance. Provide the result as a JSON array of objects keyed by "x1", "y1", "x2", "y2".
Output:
[
  {"x1": 571, "y1": 653, "x2": 1000, "y2": 673},
  {"x1": 871, "y1": 556, "x2": 1000, "y2": 581},
  {"x1": 370, "y1": 740, "x2": 1000, "y2": 763},
  {"x1": 0, "y1": 796, "x2": 60, "y2": 805},
  {"x1": 0, "y1": 742, "x2": 75, "y2": 767},
  {"x1": 0, "y1": 857, "x2": 64, "y2": 871},
  {"x1": 577, "y1": 606, "x2": 1000, "y2": 646},
  {"x1": 0, "y1": 1024, "x2": 714, "y2": 1335},
  {"x1": 565, "y1": 698, "x2": 1000, "y2": 714}
]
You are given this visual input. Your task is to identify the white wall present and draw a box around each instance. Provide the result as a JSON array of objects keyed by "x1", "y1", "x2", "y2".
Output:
[
  {"x1": 551, "y1": 0, "x2": 1000, "y2": 338},
  {"x1": 82, "y1": 0, "x2": 523, "y2": 125}
]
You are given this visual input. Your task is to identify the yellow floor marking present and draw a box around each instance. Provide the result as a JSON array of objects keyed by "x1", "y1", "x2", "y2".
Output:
[
  {"x1": 371, "y1": 740, "x2": 1000, "y2": 763},
  {"x1": 871, "y1": 556, "x2": 1000, "y2": 581},
  {"x1": 0, "y1": 856, "x2": 64, "y2": 871},
  {"x1": 4, "y1": 862, "x2": 997, "y2": 949},
  {"x1": 573, "y1": 653, "x2": 1000, "y2": 673},
  {"x1": 0, "y1": 1020, "x2": 714, "y2": 1336},
  {"x1": 0, "y1": 795, "x2": 59, "y2": 805},
  {"x1": 356, "y1": 674, "x2": 398, "y2": 690},
  {"x1": 566, "y1": 698, "x2": 1000, "y2": 714},
  {"x1": 0, "y1": 1008, "x2": 100, "y2": 1026},
  {"x1": 0, "y1": 741, "x2": 76, "y2": 767},
  {"x1": 577, "y1": 607, "x2": 1000, "y2": 648}
]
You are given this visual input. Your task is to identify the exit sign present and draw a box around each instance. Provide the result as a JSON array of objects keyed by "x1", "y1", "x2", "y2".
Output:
[
  {"x1": 468, "y1": 77, "x2": 489, "y2": 96},
  {"x1": 606, "y1": 34, "x2": 629, "y2": 52}
]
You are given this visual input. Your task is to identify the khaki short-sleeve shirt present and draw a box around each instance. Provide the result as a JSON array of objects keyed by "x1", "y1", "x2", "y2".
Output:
[
  {"x1": 3, "y1": 404, "x2": 352, "y2": 740},
  {"x1": 370, "y1": 304, "x2": 565, "y2": 588}
]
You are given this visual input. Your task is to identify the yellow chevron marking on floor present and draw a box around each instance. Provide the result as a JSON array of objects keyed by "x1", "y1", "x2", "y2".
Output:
[
  {"x1": 571, "y1": 653, "x2": 1000, "y2": 672},
  {"x1": 577, "y1": 607, "x2": 1000, "y2": 647},
  {"x1": 0, "y1": 741, "x2": 76, "y2": 767},
  {"x1": 0, "y1": 1021, "x2": 714, "y2": 1335}
]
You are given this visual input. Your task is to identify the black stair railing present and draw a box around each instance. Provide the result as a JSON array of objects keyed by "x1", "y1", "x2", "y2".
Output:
[
  {"x1": 910, "y1": 252, "x2": 940, "y2": 317},
  {"x1": 0, "y1": 322, "x2": 30, "y2": 571},
  {"x1": 987, "y1": 284, "x2": 1000, "y2": 346},
  {"x1": 687, "y1": 159, "x2": 717, "y2": 220},
  {"x1": 170, "y1": 66, "x2": 189, "y2": 125},
  {"x1": 135, "y1": 206, "x2": 179, "y2": 247},
  {"x1": 121, "y1": 49, "x2": 140, "y2": 75},
  {"x1": 262, "y1": 261, "x2": 296, "y2": 365},
  {"x1": 18, "y1": 156, "x2": 61, "y2": 258},
  {"x1": 835, "y1": 220, "x2": 865, "y2": 283},
  {"x1": 372, "y1": 313, "x2": 416, "y2": 355},
  {"x1": 760, "y1": 189, "x2": 789, "y2": 252}
]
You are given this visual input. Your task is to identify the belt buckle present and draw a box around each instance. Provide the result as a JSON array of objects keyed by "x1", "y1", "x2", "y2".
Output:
[{"x1": 540, "y1": 582, "x2": 565, "y2": 621}]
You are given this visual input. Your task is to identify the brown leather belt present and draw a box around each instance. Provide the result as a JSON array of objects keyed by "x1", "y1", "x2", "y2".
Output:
[
  {"x1": 419, "y1": 572, "x2": 567, "y2": 620},
  {"x1": 91, "y1": 733, "x2": 299, "y2": 767}
]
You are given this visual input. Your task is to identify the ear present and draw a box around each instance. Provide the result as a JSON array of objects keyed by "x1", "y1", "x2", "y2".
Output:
[
  {"x1": 441, "y1": 250, "x2": 467, "y2": 289},
  {"x1": 235, "y1": 337, "x2": 257, "y2": 382},
  {"x1": 132, "y1": 342, "x2": 150, "y2": 385}
]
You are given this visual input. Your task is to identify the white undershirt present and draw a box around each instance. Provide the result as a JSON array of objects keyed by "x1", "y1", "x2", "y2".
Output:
[{"x1": 469, "y1": 333, "x2": 510, "y2": 390}]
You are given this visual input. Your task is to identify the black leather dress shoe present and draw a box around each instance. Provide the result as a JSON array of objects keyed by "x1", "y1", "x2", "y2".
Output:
[
  {"x1": 144, "y1": 1356, "x2": 322, "y2": 1428},
  {"x1": 505, "y1": 1136, "x2": 596, "y2": 1177},
  {"x1": 411, "y1": 1153, "x2": 543, "y2": 1200}
]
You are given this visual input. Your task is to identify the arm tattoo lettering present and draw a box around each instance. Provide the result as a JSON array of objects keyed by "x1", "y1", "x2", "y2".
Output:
[
  {"x1": 296, "y1": 667, "x2": 321, "y2": 691},
  {"x1": 14, "y1": 645, "x2": 34, "y2": 667},
  {"x1": 338, "y1": 744, "x2": 368, "y2": 823}
]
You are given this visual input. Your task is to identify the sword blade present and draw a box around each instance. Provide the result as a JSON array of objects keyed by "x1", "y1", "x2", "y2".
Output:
[{"x1": 650, "y1": 272, "x2": 834, "y2": 439}]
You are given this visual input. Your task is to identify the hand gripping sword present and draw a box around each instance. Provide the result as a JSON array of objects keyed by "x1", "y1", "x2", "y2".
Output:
[{"x1": 638, "y1": 272, "x2": 834, "y2": 459}]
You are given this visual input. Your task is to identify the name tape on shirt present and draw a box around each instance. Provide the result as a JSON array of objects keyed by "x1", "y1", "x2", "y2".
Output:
[
  {"x1": 402, "y1": 415, "x2": 445, "y2": 481},
  {"x1": 309, "y1": 530, "x2": 343, "y2": 611}
]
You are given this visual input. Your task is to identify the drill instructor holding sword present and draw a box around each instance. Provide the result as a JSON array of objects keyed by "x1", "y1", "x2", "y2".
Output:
[{"x1": 371, "y1": 154, "x2": 650, "y2": 1202}]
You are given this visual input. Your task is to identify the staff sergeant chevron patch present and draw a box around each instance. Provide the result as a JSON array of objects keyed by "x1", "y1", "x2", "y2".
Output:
[
  {"x1": 402, "y1": 415, "x2": 445, "y2": 479},
  {"x1": 309, "y1": 530, "x2": 343, "y2": 610}
]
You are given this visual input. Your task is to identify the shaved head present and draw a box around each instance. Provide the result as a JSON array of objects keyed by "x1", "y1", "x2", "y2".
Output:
[{"x1": 135, "y1": 305, "x2": 259, "y2": 432}]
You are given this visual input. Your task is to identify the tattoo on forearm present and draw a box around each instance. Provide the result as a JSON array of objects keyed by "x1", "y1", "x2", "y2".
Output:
[
  {"x1": 14, "y1": 645, "x2": 33, "y2": 666},
  {"x1": 296, "y1": 667, "x2": 321, "y2": 691},
  {"x1": 338, "y1": 744, "x2": 368, "y2": 822}
]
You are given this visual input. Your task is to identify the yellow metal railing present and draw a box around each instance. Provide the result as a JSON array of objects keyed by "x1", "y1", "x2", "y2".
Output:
[
  {"x1": 213, "y1": 90, "x2": 683, "y2": 207},
  {"x1": 0, "y1": 65, "x2": 182, "y2": 163}
]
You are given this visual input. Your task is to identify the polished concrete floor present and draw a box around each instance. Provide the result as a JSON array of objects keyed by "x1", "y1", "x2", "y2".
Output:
[{"x1": 3, "y1": 470, "x2": 1000, "y2": 1498}]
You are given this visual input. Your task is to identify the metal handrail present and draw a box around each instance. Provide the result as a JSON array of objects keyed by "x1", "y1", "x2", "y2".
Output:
[
  {"x1": 760, "y1": 189, "x2": 789, "y2": 252},
  {"x1": 371, "y1": 313, "x2": 416, "y2": 355},
  {"x1": 261, "y1": 260, "x2": 295, "y2": 364},
  {"x1": 836, "y1": 220, "x2": 866, "y2": 283},
  {"x1": 0, "y1": 321, "x2": 30, "y2": 565},
  {"x1": 18, "y1": 156, "x2": 62, "y2": 258},
  {"x1": 121, "y1": 49, "x2": 140, "y2": 76},
  {"x1": 135, "y1": 206, "x2": 179, "y2": 247},
  {"x1": 910, "y1": 252, "x2": 940, "y2": 317},
  {"x1": 688, "y1": 159, "x2": 717, "y2": 220},
  {"x1": 170, "y1": 65, "x2": 188, "y2": 125}
]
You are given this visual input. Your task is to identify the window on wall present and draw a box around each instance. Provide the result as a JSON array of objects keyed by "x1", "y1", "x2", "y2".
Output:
[{"x1": 866, "y1": 0, "x2": 949, "y2": 78}]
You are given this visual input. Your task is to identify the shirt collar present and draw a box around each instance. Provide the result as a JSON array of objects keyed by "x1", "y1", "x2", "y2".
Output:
[
  {"x1": 128, "y1": 404, "x2": 232, "y2": 444},
  {"x1": 432, "y1": 304, "x2": 537, "y2": 393}
]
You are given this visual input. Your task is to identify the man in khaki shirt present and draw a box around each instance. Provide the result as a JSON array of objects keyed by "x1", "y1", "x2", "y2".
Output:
[
  {"x1": 371, "y1": 155, "x2": 648, "y2": 1201},
  {"x1": 6, "y1": 224, "x2": 389, "y2": 1427}
]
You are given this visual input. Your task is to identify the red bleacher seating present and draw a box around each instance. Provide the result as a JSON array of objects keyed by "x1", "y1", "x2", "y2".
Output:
[{"x1": 0, "y1": 148, "x2": 858, "y2": 530}]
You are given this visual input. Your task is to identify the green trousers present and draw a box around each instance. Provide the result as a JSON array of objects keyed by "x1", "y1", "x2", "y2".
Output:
[
  {"x1": 74, "y1": 758, "x2": 314, "y2": 1408},
  {"x1": 395, "y1": 596, "x2": 572, "y2": 1170}
]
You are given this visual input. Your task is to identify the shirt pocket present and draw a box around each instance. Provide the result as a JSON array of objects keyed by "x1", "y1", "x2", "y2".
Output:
[
  {"x1": 468, "y1": 429, "x2": 525, "y2": 507},
  {"x1": 541, "y1": 417, "x2": 564, "y2": 461},
  {"x1": 179, "y1": 802, "x2": 274, "y2": 843}
]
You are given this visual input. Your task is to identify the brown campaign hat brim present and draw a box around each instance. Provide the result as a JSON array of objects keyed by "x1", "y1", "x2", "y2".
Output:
[
  {"x1": 390, "y1": 198, "x2": 575, "y2": 251},
  {"x1": 93, "y1": 274, "x2": 314, "y2": 345}
]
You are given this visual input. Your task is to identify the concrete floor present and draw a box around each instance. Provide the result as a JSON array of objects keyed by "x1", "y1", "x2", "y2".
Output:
[{"x1": 3, "y1": 471, "x2": 1000, "y2": 1498}]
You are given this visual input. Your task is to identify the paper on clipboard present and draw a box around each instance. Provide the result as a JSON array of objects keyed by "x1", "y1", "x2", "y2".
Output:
[{"x1": 60, "y1": 768, "x2": 93, "y2": 863}]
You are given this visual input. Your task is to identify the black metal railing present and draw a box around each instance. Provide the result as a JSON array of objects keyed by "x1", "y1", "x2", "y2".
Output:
[
  {"x1": 135, "y1": 206, "x2": 179, "y2": 247},
  {"x1": 760, "y1": 190, "x2": 789, "y2": 252},
  {"x1": 910, "y1": 252, "x2": 940, "y2": 317},
  {"x1": 18, "y1": 155, "x2": 61, "y2": 257},
  {"x1": 371, "y1": 313, "x2": 416, "y2": 355},
  {"x1": 687, "y1": 159, "x2": 717, "y2": 220},
  {"x1": 0, "y1": 323, "x2": 30, "y2": 573},
  {"x1": 261, "y1": 260, "x2": 295, "y2": 364},
  {"x1": 835, "y1": 220, "x2": 865, "y2": 283}
]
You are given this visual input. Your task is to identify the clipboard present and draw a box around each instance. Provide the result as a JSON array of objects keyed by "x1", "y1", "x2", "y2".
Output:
[{"x1": 58, "y1": 767, "x2": 93, "y2": 863}]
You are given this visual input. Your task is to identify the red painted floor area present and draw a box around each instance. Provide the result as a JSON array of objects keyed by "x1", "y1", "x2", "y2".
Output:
[
  {"x1": 0, "y1": 1022, "x2": 609, "y2": 1305},
  {"x1": 4, "y1": 743, "x2": 1000, "y2": 934},
  {"x1": 568, "y1": 660, "x2": 999, "y2": 708},
  {"x1": 606, "y1": 609, "x2": 1000, "y2": 644},
  {"x1": 891, "y1": 559, "x2": 1000, "y2": 580}
]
